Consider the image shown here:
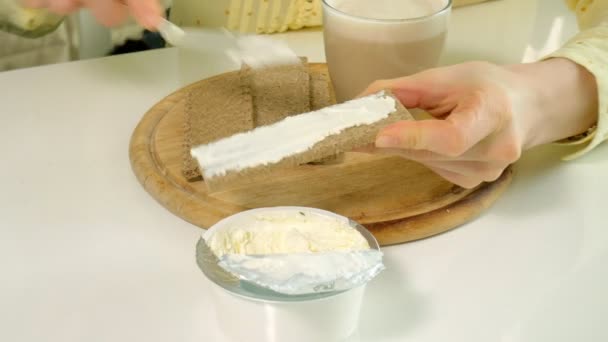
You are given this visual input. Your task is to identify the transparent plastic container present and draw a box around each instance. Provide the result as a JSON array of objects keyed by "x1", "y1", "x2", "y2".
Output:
[{"x1": 196, "y1": 207, "x2": 381, "y2": 342}]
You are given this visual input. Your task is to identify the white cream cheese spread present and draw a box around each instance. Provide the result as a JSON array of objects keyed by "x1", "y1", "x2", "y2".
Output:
[
  {"x1": 203, "y1": 208, "x2": 384, "y2": 295},
  {"x1": 227, "y1": 34, "x2": 301, "y2": 69},
  {"x1": 205, "y1": 210, "x2": 369, "y2": 258},
  {"x1": 190, "y1": 91, "x2": 396, "y2": 179}
]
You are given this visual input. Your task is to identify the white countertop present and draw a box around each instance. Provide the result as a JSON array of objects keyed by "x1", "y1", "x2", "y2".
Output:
[{"x1": 1, "y1": 0, "x2": 607, "y2": 341}]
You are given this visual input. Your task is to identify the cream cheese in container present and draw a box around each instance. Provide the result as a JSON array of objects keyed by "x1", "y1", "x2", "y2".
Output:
[{"x1": 196, "y1": 207, "x2": 384, "y2": 342}]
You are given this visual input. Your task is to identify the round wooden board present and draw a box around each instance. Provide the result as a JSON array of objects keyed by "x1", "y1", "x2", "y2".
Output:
[{"x1": 129, "y1": 64, "x2": 512, "y2": 246}]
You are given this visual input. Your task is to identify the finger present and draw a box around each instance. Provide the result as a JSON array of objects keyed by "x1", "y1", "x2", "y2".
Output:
[
  {"x1": 458, "y1": 128, "x2": 522, "y2": 164},
  {"x1": 359, "y1": 144, "x2": 496, "y2": 187},
  {"x1": 358, "y1": 74, "x2": 448, "y2": 110},
  {"x1": 351, "y1": 144, "x2": 376, "y2": 153},
  {"x1": 376, "y1": 93, "x2": 503, "y2": 157},
  {"x1": 373, "y1": 128, "x2": 521, "y2": 166},
  {"x1": 84, "y1": 0, "x2": 129, "y2": 27},
  {"x1": 21, "y1": 0, "x2": 47, "y2": 8},
  {"x1": 359, "y1": 78, "x2": 423, "y2": 108},
  {"x1": 376, "y1": 119, "x2": 469, "y2": 157},
  {"x1": 424, "y1": 164, "x2": 483, "y2": 189},
  {"x1": 426, "y1": 102, "x2": 457, "y2": 117},
  {"x1": 126, "y1": 0, "x2": 163, "y2": 29},
  {"x1": 443, "y1": 90, "x2": 505, "y2": 155},
  {"x1": 367, "y1": 146, "x2": 509, "y2": 181},
  {"x1": 47, "y1": 0, "x2": 81, "y2": 14},
  {"x1": 352, "y1": 143, "x2": 485, "y2": 187},
  {"x1": 380, "y1": 148, "x2": 480, "y2": 162},
  {"x1": 423, "y1": 160, "x2": 506, "y2": 183},
  {"x1": 359, "y1": 145, "x2": 446, "y2": 160}
]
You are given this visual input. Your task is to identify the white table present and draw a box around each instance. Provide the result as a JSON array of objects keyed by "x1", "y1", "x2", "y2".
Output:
[{"x1": 1, "y1": 1, "x2": 606, "y2": 341}]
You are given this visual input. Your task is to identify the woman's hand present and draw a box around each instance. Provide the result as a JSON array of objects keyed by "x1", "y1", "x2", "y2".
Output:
[
  {"x1": 361, "y1": 59, "x2": 598, "y2": 188},
  {"x1": 22, "y1": 0, "x2": 163, "y2": 29}
]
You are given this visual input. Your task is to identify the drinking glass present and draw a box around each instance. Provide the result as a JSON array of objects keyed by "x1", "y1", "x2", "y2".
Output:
[{"x1": 322, "y1": 0, "x2": 452, "y2": 102}]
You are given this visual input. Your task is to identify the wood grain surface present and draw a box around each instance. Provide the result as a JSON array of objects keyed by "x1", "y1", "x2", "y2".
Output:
[{"x1": 129, "y1": 64, "x2": 512, "y2": 245}]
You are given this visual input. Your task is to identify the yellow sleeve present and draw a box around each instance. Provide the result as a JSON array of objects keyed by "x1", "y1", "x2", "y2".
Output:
[
  {"x1": 546, "y1": 0, "x2": 608, "y2": 159},
  {"x1": 566, "y1": 0, "x2": 608, "y2": 29}
]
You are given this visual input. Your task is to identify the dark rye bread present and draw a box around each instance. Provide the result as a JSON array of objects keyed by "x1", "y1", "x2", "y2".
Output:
[
  {"x1": 241, "y1": 57, "x2": 311, "y2": 127},
  {"x1": 307, "y1": 63, "x2": 338, "y2": 164},
  {"x1": 309, "y1": 64, "x2": 334, "y2": 110},
  {"x1": 183, "y1": 60, "x2": 333, "y2": 181},
  {"x1": 202, "y1": 91, "x2": 414, "y2": 192},
  {"x1": 182, "y1": 72, "x2": 254, "y2": 181}
]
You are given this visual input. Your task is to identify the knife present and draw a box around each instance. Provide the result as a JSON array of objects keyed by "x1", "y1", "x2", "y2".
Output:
[{"x1": 157, "y1": 18, "x2": 300, "y2": 69}]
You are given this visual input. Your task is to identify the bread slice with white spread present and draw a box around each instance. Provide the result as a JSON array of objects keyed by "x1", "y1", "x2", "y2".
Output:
[{"x1": 191, "y1": 90, "x2": 413, "y2": 191}]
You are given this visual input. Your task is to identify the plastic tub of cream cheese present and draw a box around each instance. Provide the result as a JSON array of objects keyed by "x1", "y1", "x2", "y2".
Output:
[{"x1": 196, "y1": 207, "x2": 383, "y2": 342}]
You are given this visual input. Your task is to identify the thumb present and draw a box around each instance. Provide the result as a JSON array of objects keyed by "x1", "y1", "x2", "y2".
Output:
[
  {"x1": 358, "y1": 75, "x2": 432, "y2": 108},
  {"x1": 376, "y1": 91, "x2": 501, "y2": 157},
  {"x1": 126, "y1": 0, "x2": 163, "y2": 29}
]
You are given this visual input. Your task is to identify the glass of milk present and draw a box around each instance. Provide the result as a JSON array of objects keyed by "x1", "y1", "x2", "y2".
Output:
[{"x1": 322, "y1": 0, "x2": 452, "y2": 102}]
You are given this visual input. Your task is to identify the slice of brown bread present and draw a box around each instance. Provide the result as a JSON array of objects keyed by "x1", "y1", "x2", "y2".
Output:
[
  {"x1": 195, "y1": 91, "x2": 414, "y2": 192},
  {"x1": 241, "y1": 57, "x2": 311, "y2": 127},
  {"x1": 309, "y1": 64, "x2": 334, "y2": 110},
  {"x1": 184, "y1": 60, "x2": 336, "y2": 180},
  {"x1": 182, "y1": 72, "x2": 254, "y2": 181},
  {"x1": 307, "y1": 63, "x2": 338, "y2": 164}
]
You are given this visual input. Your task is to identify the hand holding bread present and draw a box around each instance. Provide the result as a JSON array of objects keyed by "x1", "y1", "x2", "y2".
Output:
[{"x1": 360, "y1": 58, "x2": 598, "y2": 188}]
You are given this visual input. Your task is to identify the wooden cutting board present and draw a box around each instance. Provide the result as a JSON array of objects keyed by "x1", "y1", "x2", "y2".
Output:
[{"x1": 129, "y1": 63, "x2": 512, "y2": 245}]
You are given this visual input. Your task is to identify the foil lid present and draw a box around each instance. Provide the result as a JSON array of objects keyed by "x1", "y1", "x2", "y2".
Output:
[{"x1": 217, "y1": 249, "x2": 385, "y2": 295}]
